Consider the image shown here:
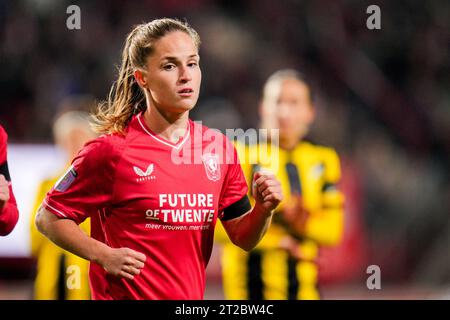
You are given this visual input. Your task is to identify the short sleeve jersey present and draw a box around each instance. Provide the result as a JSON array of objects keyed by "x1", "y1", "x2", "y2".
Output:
[{"x1": 43, "y1": 113, "x2": 250, "y2": 299}]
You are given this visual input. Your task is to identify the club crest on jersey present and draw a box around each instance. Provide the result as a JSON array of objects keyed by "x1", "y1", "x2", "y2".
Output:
[
  {"x1": 201, "y1": 153, "x2": 221, "y2": 182},
  {"x1": 133, "y1": 164, "x2": 156, "y2": 182}
]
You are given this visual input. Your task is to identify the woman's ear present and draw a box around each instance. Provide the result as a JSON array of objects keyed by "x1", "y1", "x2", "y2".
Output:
[{"x1": 134, "y1": 70, "x2": 147, "y2": 88}]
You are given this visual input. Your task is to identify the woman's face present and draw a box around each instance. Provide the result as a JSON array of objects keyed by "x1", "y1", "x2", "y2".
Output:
[
  {"x1": 262, "y1": 79, "x2": 315, "y2": 143},
  {"x1": 139, "y1": 31, "x2": 201, "y2": 115}
]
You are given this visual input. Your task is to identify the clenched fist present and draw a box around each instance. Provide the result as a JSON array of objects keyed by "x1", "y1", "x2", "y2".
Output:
[
  {"x1": 252, "y1": 170, "x2": 283, "y2": 213},
  {"x1": 99, "y1": 247, "x2": 146, "y2": 281},
  {"x1": 0, "y1": 175, "x2": 10, "y2": 209}
]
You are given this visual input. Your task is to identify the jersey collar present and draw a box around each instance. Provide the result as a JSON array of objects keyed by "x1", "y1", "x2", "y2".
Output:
[{"x1": 136, "y1": 112, "x2": 191, "y2": 150}]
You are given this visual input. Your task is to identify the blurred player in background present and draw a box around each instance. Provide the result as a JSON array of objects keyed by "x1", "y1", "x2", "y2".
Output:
[
  {"x1": 217, "y1": 69, "x2": 344, "y2": 300},
  {"x1": 30, "y1": 104, "x2": 97, "y2": 299},
  {"x1": 35, "y1": 18, "x2": 282, "y2": 300},
  {"x1": 0, "y1": 125, "x2": 19, "y2": 236}
]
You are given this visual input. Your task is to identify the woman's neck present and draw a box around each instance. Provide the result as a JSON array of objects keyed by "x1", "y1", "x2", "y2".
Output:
[{"x1": 143, "y1": 106, "x2": 189, "y2": 144}]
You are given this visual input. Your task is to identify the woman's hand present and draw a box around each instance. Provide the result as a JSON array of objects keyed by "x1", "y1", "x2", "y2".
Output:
[
  {"x1": 0, "y1": 175, "x2": 10, "y2": 209},
  {"x1": 98, "y1": 247, "x2": 147, "y2": 281},
  {"x1": 252, "y1": 170, "x2": 283, "y2": 214},
  {"x1": 221, "y1": 170, "x2": 282, "y2": 251},
  {"x1": 36, "y1": 207, "x2": 147, "y2": 281}
]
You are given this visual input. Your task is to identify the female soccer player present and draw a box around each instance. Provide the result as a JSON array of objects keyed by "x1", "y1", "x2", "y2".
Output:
[
  {"x1": 35, "y1": 18, "x2": 282, "y2": 300},
  {"x1": 217, "y1": 70, "x2": 344, "y2": 300},
  {"x1": 0, "y1": 125, "x2": 19, "y2": 236}
]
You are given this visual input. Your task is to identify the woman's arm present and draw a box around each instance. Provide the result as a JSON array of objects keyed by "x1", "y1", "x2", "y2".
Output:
[
  {"x1": 0, "y1": 175, "x2": 19, "y2": 236},
  {"x1": 221, "y1": 171, "x2": 282, "y2": 251},
  {"x1": 35, "y1": 206, "x2": 146, "y2": 280}
]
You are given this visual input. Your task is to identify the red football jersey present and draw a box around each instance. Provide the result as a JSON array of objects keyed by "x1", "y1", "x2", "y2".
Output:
[
  {"x1": 0, "y1": 125, "x2": 19, "y2": 236},
  {"x1": 44, "y1": 113, "x2": 250, "y2": 299}
]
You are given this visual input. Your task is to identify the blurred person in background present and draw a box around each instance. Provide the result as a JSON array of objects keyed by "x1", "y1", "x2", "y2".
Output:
[
  {"x1": 216, "y1": 69, "x2": 344, "y2": 300},
  {"x1": 0, "y1": 125, "x2": 19, "y2": 236},
  {"x1": 30, "y1": 102, "x2": 97, "y2": 299}
]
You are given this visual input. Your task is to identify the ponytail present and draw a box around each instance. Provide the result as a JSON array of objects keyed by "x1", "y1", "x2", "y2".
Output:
[{"x1": 91, "y1": 30, "x2": 146, "y2": 134}]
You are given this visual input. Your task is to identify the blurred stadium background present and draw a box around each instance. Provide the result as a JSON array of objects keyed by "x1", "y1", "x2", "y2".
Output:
[{"x1": 0, "y1": 0, "x2": 449, "y2": 299}]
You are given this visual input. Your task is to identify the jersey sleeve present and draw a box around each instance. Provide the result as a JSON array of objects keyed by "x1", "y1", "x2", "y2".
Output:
[
  {"x1": 317, "y1": 147, "x2": 344, "y2": 210},
  {"x1": 43, "y1": 136, "x2": 117, "y2": 225},
  {"x1": 0, "y1": 126, "x2": 19, "y2": 236},
  {"x1": 218, "y1": 141, "x2": 251, "y2": 221}
]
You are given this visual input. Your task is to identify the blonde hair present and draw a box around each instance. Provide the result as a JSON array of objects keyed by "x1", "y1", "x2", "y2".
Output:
[
  {"x1": 53, "y1": 110, "x2": 93, "y2": 140},
  {"x1": 262, "y1": 69, "x2": 313, "y2": 105},
  {"x1": 260, "y1": 69, "x2": 314, "y2": 130},
  {"x1": 92, "y1": 18, "x2": 201, "y2": 134}
]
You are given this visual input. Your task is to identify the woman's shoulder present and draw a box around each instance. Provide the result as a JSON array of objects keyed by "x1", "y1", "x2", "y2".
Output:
[{"x1": 78, "y1": 132, "x2": 127, "y2": 163}]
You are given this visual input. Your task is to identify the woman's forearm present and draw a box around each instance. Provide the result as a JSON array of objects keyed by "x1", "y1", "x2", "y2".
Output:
[
  {"x1": 221, "y1": 171, "x2": 282, "y2": 251},
  {"x1": 222, "y1": 203, "x2": 274, "y2": 251},
  {"x1": 35, "y1": 206, "x2": 110, "y2": 264},
  {"x1": 36, "y1": 206, "x2": 146, "y2": 280}
]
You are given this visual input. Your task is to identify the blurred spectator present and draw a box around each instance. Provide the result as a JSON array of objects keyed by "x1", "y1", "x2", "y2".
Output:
[
  {"x1": 216, "y1": 70, "x2": 346, "y2": 299},
  {"x1": 29, "y1": 98, "x2": 97, "y2": 299}
]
